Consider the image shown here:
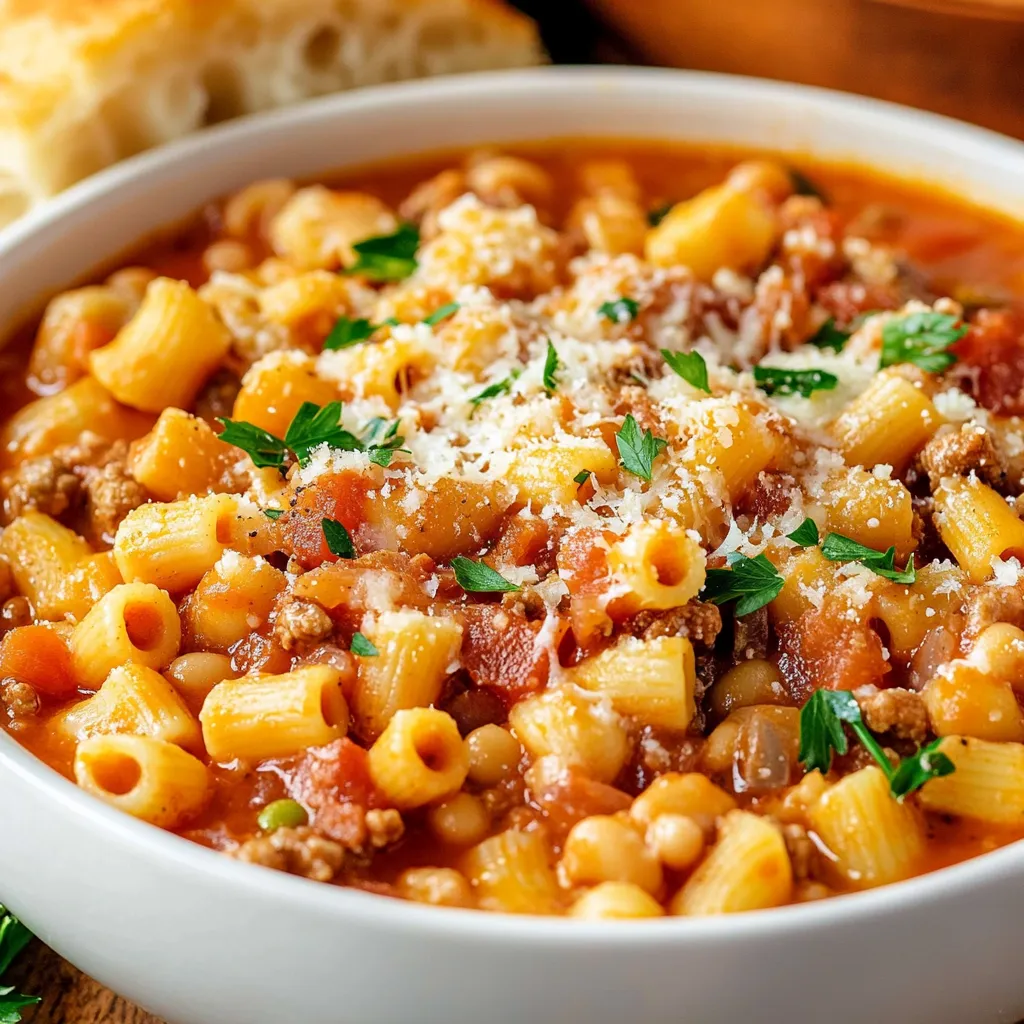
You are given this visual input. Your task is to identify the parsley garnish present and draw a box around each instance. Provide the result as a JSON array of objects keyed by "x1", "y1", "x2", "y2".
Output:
[
  {"x1": 350, "y1": 632, "x2": 379, "y2": 657},
  {"x1": 789, "y1": 167, "x2": 825, "y2": 200},
  {"x1": 821, "y1": 532, "x2": 916, "y2": 584},
  {"x1": 808, "y1": 317, "x2": 850, "y2": 351},
  {"x1": 451, "y1": 556, "x2": 520, "y2": 593},
  {"x1": 542, "y1": 340, "x2": 560, "y2": 394},
  {"x1": 423, "y1": 301, "x2": 460, "y2": 326},
  {"x1": 753, "y1": 365, "x2": 839, "y2": 398},
  {"x1": 322, "y1": 517, "x2": 355, "y2": 559},
  {"x1": 787, "y1": 518, "x2": 820, "y2": 547},
  {"x1": 662, "y1": 349, "x2": 710, "y2": 394},
  {"x1": 323, "y1": 315, "x2": 396, "y2": 351},
  {"x1": 573, "y1": 469, "x2": 592, "y2": 485},
  {"x1": 879, "y1": 312, "x2": 967, "y2": 373},
  {"x1": 799, "y1": 690, "x2": 954, "y2": 800},
  {"x1": 347, "y1": 223, "x2": 420, "y2": 281},
  {"x1": 470, "y1": 372, "x2": 518, "y2": 407},
  {"x1": 701, "y1": 552, "x2": 785, "y2": 617},
  {"x1": 647, "y1": 201, "x2": 674, "y2": 227},
  {"x1": 263, "y1": 509, "x2": 284, "y2": 521},
  {"x1": 599, "y1": 298, "x2": 640, "y2": 323},
  {"x1": 216, "y1": 419, "x2": 289, "y2": 469},
  {"x1": 362, "y1": 417, "x2": 409, "y2": 467},
  {"x1": 615, "y1": 414, "x2": 668, "y2": 482},
  {"x1": 0, "y1": 907, "x2": 39, "y2": 1023},
  {"x1": 284, "y1": 401, "x2": 363, "y2": 466}
]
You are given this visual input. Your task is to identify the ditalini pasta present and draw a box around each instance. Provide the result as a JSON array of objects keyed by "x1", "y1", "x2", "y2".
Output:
[{"x1": 3, "y1": 140, "x2": 1024, "y2": 915}]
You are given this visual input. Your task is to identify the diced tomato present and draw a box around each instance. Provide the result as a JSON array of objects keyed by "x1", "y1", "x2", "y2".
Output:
[
  {"x1": 291, "y1": 737, "x2": 383, "y2": 810},
  {"x1": 555, "y1": 526, "x2": 611, "y2": 594},
  {"x1": 950, "y1": 309, "x2": 1024, "y2": 415},
  {"x1": 528, "y1": 759, "x2": 632, "y2": 844},
  {"x1": 0, "y1": 625, "x2": 77, "y2": 697},
  {"x1": 284, "y1": 471, "x2": 371, "y2": 569}
]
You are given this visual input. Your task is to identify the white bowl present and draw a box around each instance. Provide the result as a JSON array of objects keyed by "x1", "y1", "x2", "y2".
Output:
[{"x1": 2, "y1": 67, "x2": 1024, "y2": 1024}]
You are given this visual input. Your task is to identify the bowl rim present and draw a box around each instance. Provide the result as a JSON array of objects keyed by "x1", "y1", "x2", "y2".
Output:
[{"x1": 3, "y1": 64, "x2": 1024, "y2": 942}]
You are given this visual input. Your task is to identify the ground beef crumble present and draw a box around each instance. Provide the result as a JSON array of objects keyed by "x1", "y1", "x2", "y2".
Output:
[
  {"x1": 81, "y1": 453, "x2": 148, "y2": 541},
  {"x1": 2, "y1": 455, "x2": 81, "y2": 521},
  {"x1": 963, "y1": 585, "x2": 1024, "y2": 643},
  {"x1": 623, "y1": 600, "x2": 722, "y2": 646},
  {"x1": 232, "y1": 826, "x2": 345, "y2": 882},
  {"x1": 273, "y1": 597, "x2": 334, "y2": 651},
  {"x1": 918, "y1": 424, "x2": 1004, "y2": 489},
  {"x1": 0, "y1": 678, "x2": 39, "y2": 729},
  {"x1": 856, "y1": 687, "x2": 930, "y2": 744}
]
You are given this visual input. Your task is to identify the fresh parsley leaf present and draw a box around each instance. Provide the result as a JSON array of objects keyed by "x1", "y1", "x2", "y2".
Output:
[
  {"x1": 789, "y1": 167, "x2": 825, "y2": 200},
  {"x1": 542, "y1": 340, "x2": 560, "y2": 394},
  {"x1": 662, "y1": 349, "x2": 710, "y2": 393},
  {"x1": 787, "y1": 518, "x2": 820, "y2": 547},
  {"x1": 798, "y1": 689, "x2": 860, "y2": 774},
  {"x1": 284, "y1": 401, "x2": 363, "y2": 467},
  {"x1": 807, "y1": 317, "x2": 850, "y2": 351},
  {"x1": 753, "y1": 365, "x2": 839, "y2": 398},
  {"x1": 350, "y1": 632, "x2": 379, "y2": 657},
  {"x1": 423, "y1": 302, "x2": 460, "y2": 327},
  {"x1": 263, "y1": 508, "x2": 284, "y2": 521},
  {"x1": 879, "y1": 312, "x2": 967, "y2": 373},
  {"x1": 0, "y1": 908, "x2": 38, "y2": 1024},
  {"x1": 0, "y1": 987, "x2": 40, "y2": 1024},
  {"x1": 216, "y1": 418, "x2": 289, "y2": 469},
  {"x1": 363, "y1": 418, "x2": 408, "y2": 467},
  {"x1": 821, "y1": 532, "x2": 916, "y2": 584},
  {"x1": 701, "y1": 552, "x2": 785, "y2": 617},
  {"x1": 889, "y1": 737, "x2": 956, "y2": 798},
  {"x1": 470, "y1": 374, "x2": 516, "y2": 407},
  {"x1": 451, "y1": 556, "x2": 520, "y2": 593},
  {"x1": 323, "y1": 315, "x2": 395, "y2": 351},
  {"x1": 322, "y1": 517, "x2": 355, "y2": 559},
  {"x1": 647, "y1": 201, "x2": 674, "y2": 227},
  {"x1": 573, "y1": 469, "x2": 592, "y2": 485},
  {"x1": 347, "y1": 223, "x2": 420, "y2": 281},
  {"x1": 615, "y1": 414, "x2": 669, "y2": 482},
  {"x1": 599, "y1": 297, "x2": 640, "y2": 323}
]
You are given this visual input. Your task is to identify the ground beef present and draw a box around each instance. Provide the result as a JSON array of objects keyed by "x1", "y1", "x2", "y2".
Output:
[
  {"x1": 732, "y1": 607, "x2": 770, "y2": 662},
  {"x1": 233, "y1": 826, "x2": 345, "y2": 882},
  {"x1": 856, "y1": 687, "x2": 930, "y2": 744},
  {"x1": 623, "y1": 600, "x2": 722, "y2": 646},
  {"x1": 364, "y1": 808, "x2": 404, "y2": 850},
  {"x1": 919, "y1": 424, "x2": 1004, "y2": 489},
  {"x1": 82, "y1": 455, "x2": 147, "y2": 541},
  {"x1": 273, "y1": 597, "x2": 334, "y2": 651},
  {"x1": 781, "y1": 822, "x2": 816, "y2": 882},
  {"x1": 2, "y1": 455, "x2": 81, "y2": 522},
  {"x1": 963, "y1": 585, "x2": 1024, "y2": 643},
  {"x1": 1, "y1": 678, "x2": 39, "y2": 729}
]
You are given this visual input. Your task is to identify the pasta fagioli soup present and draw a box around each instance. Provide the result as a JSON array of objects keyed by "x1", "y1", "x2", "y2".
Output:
[{"x1": 3, "y1": 140, "x2": 1024, "y2": 919}]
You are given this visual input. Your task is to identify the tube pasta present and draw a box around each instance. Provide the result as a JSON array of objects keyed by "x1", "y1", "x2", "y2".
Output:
[
  {"x1": 75, "y1": 733, "x2": 209, "y2": 828},
  {"x1": 919, "y1": 736, "x2": 1024, "y2": 824},
  {"x1": 232, "y1": 352, "x2": 339, "y2": 438},
  {"x1": 507, "y1": 440, "x2": 617, "y2": 508},
  {"x1": 606, "y1": 521, "x2": 706, "y2": 612},
  {"x1": 463, "y1": 829, "x2": 562, "y2": 915}
]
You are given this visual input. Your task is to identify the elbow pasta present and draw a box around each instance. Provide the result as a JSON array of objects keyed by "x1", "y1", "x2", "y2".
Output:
[{"x1": 3, "y1": 141, "x2": 1024, "y2": 916}]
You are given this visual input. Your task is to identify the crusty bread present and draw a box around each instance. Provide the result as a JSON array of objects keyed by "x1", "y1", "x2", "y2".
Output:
[{"x1": 0, "y1": 0, "x2": 543, "y2": 225}]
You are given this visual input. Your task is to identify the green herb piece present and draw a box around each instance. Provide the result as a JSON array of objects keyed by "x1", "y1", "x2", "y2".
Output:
[
  {"x1": 789, "y1": 167, "x2": 826, "y2": 200},
  {"x1": 284, "y1": 401, "x2": 363, "y2": 466},
  {"x1": 599, "y1": 297, "x2": 640, "y2": 323},
  {"x1": 647, "y1": 201, "x2": 674, "y2": 227},
  {"x1": 821, "y1": 532, "x2": 916, "y2": 584},
  {"x1": 798, "y1": 690, "x2": 955, "y2": 800},
  {"x1": 879, "y1": 312, "x2": 967, "y2": 373},
  {"x1": 701, "y1": 552, "x2": 785, "y2": 617},
  {"x1": 470, "y1": 374, "x2": 516, "y2": 407},
  {"x1": 323, "y1": 315, "x2": 393, "y2": 351},
  {"x1": 322, "y1": 517, "x2": 355, "y2": 559},
  {"x1": 347, "y1": 223, "x2": 420, "y2": 282},
  {"x1": 807, "y1": 317, "x2": 850, "y2": 352},
  {"x1": 451, "y1": 556, "x2": 520, "y2": 593},
  {"x1": 216, "y1": 418, "x2": 289, "y2": 469},
  {"x1": 573, "y1": 469, "x2": 592, "y2": 485},
  {"x1": 257, "y1": 798, "x2": 308, "y2": 832},
  {"x1": 753, "y1": 365, "x2": 839, "y2": 398},
  {"x1": 350, "y1": 632, "x2": 379, "y2": 657},
  {"x1": 615, "y1": 414, "x2": 669, "y2": 482},
  {"x1": 787, "y1": 518, "x2": 820, "y2": 547},
  {"x1": 263, "y1": 509, "x2": 284, "y2": 521},
  {"x1": 662, "y1": 348, "x2": 711, "y2": 394},
  {"x1": 0, "y1": 908, "x2": 39, "y2": 1024},
  {"x1": 423, "y1": 302, "x2": 460, "y2": 327},
  {"x1": 889, "y1": 737, "x2": 956, "y2": 798},
  {"x1": 542, "y1": 340, "x2": 560, "y2": 394},
  {"x1": 363, "y1": 418, "x2": 409, "y2": 467}
]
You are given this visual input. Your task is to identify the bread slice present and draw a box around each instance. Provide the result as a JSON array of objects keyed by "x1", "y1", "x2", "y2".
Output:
[{"x1": 0, "y1": 0, "x2": 543, "y2": 225}]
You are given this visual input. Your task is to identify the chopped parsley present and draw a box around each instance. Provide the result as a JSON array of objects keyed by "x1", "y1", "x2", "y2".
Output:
[
  {"x1": 599, "y1": 297, "x2": 640, "y2": 323},
  {"x1": 807, "y1": 317, "x2": 850, "y2": 351},
  {"x1": 753, "y1": 365, "x2": 839, "y2": 398},
  {"x1": 701, "y1": 552, "x2": 785, "y2": 617},
  {"x1": 322, "y1": 315, "x2": 396, "y2": 351},
  {"x1": 662, "y1": 349, "x2": 710, "y2": 394},
  {"x1": 573, "y1": 469, "x2": 592, "y2": 485},
  {"x1": 284, "y1": 401, "x2": 363, "y2": 466},
  {"x1": 799, "y1": 689, "x2": 954, "y2": 800},
  {"x1": 322, "y1": 517, "x2": 355, "y2": 559},
  {"x1": 422, "y1": 301, "x2": 460, "y2": 326},
  {"x1": 451, "y1": 556, "x2": 520, "y2": 593},
  {"x1": 787, "y1": 518, "x2": 820, "y2": 547},
  {"x1": 615, "y1": 414, "x2": 668, "y2": 483},
  {"x1": 362, "y1": 417, "x2": 409, "y2": 467},
  {"x1": 542, "y1": 340, "x2": 560, "y2": 394},
  {"x1": 647, "y1": 201, "x2": 674, "y2": 227},
  {"x1": 216, "y1": 419, "x2": 289, "y2": 469},
  {"x1": 470, "y1": 371, "x2": 519, "y2": 407},
  {"x1": 0, "y1": 906, "x2": 39, "y2": 1024},
  {"x1": 350, "y1": 632, "x2": 379, "y2": 657},
  {"x1": 263, "y1": 508, "x2": 284, "y2": 521},
  {"x1": 879, "y1": 312, "x2": 967, "y2": 373},
  {"x1": 821, "y1": 532, "x2": 916, "y2": 584},
  {"x1": 346, "y1": 223, "x2": 420, "y2": 281}
]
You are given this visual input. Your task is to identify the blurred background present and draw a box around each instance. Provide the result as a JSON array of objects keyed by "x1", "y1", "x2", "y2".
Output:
[{"x1": 513, "y1": 0, "x2": 1024, "y2": 138}]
